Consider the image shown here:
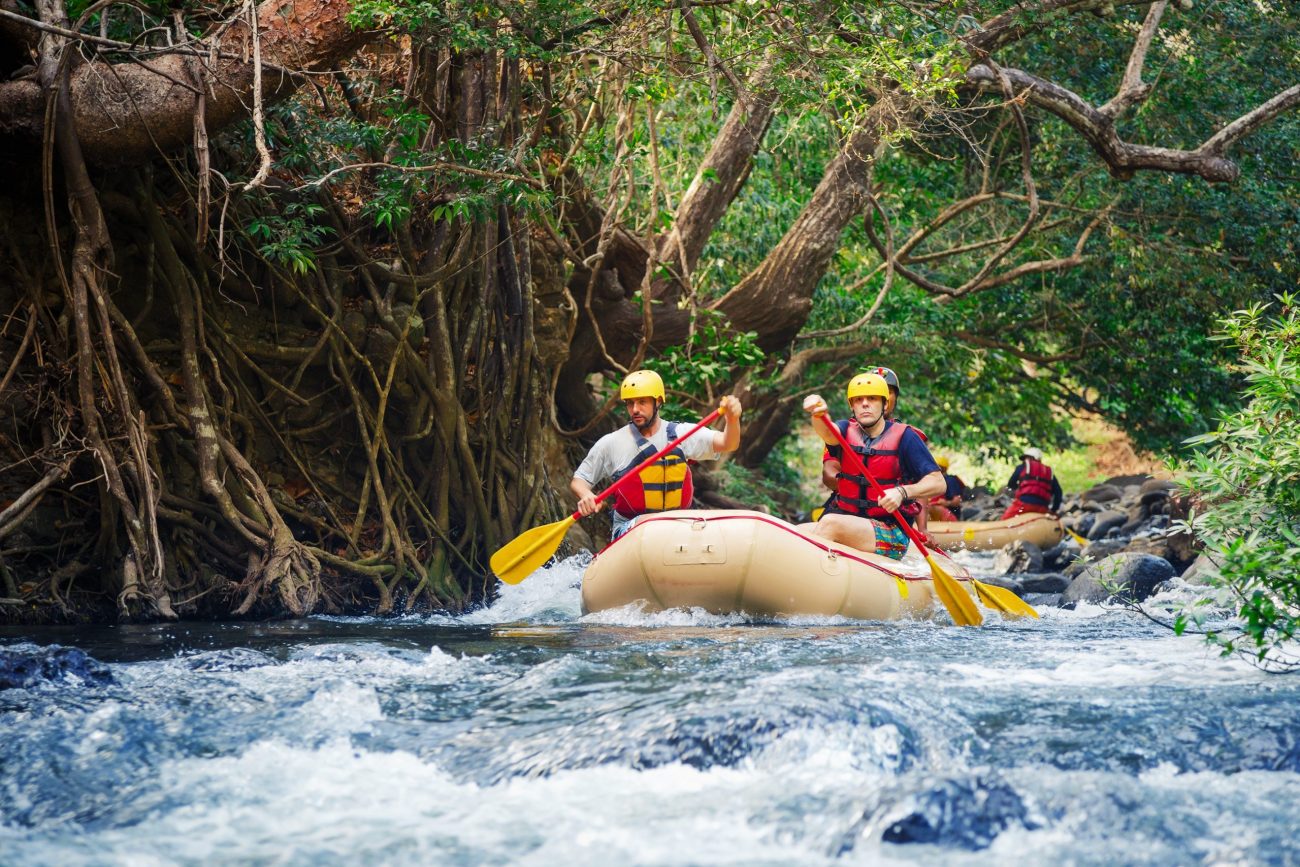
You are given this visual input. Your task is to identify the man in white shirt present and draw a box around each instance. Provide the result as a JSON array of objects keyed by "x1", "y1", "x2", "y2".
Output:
[{"x1": 571, "y1": 370, "x2": 743, "y2": 539}]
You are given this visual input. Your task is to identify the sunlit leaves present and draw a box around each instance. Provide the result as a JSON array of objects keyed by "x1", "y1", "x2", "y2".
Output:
[{"x1": 1178, "y1": 294, "x2": 1300, "y2": 667}]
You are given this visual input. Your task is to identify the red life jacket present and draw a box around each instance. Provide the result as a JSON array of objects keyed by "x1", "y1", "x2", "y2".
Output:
[
  {"x1": 818, "y1": 418, "x2": 927, "y2": 462},
  {"x1": 827, "y1": 419, "x2": 923, "y2": 522},
  {"x1": 1013, "y1": 458, "x2": 1054, "y2": 505},
  {"x1": 611, "y1": 422, "x2": 694, "y2": 518}
]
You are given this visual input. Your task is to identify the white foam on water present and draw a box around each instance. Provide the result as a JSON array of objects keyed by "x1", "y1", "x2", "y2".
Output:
[
  {"x1": 0, "y1": 737, "x2": 883, "y2": 866},
  {"x1": 581, "y1": 602, "x2": 752, "y2": 628},
  {"x1": 458, "y1": 553, "x2": 588, "y2": 625},
  {"x1": 940, "y1": 628, "x2": 1265, "y2": 689}
]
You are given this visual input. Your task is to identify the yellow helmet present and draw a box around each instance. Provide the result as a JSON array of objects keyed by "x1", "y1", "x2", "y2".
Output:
[
  {"x1": 936, "y1": 455, "x2": 950, "y2": 470},
  {"x1": 620, "y1": 369, "x2": 665, "y2": 402},
  {"x1": 846, "y1": 372, "x2": 890, "y2": 402}
]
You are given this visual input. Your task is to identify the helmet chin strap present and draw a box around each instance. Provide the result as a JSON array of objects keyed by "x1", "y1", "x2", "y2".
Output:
[
  {"x1": 855, "y1": 405, "x2": 885, "y2": 436},
  {"x1": 635, "y1": 403, "x2": 661, "y2": 434}
]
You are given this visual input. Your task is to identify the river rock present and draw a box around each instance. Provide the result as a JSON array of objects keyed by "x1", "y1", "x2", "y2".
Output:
[
  {"x1": 994, "y1": 540, "x2": 1043, "y2": 575},
  {"x1": 1067, "y1": 513, "x2": 1096, "y2": 538},
  {"x1": 977, "y1": 574, "x2": 1023, "y2": 592},
  {"x1": 1139, "y1": 478, "x2": 1177, "y2": 506},
  {"x1": 1180, "y1": 553, "x2": 1223, "y2": 586},
  {"x1": 0, "y1": 646, "x2": 114, "y2": 690},
  {"x1": 1074, "y1": 538, "x2": 1128, "y2": 569},
  {"x1": 340, "y1": 309, "x2": 368, "y2": 346},
  {"x1": 1088, "y1": 510, "x2": 1128, "y2": 540},
  {"x1": 364, "y1": 327, "x2": 399, "y2": 368},
  {"x1": 565, "y1": 521, "x2": 597, "y2": 555},
  {"x1": 1081, "y1": 483, "x2": 1122, "y2": 504},
  {"x1": 1106, "y1": 473, "x2": 1154, "y2": 489},
  {"x1": 878, "y1": 775, "x2": 1036, "y2": 850},
  {"x1": 1022, "y1": 592, "x2": 1064, "y2": 608},
  {"x1": 1063, "y1": 553, "x2": 1175, "y2": 604},
  {"x1": 1041, "y1": 539, "x2": 1082, "y2": 571},
  {"x1": 1020, "y1": 573, "x2": 1070, "y2": 593},
  {"x1": 1123, "y1": 532, "x2": 1196, "y2": 574}
]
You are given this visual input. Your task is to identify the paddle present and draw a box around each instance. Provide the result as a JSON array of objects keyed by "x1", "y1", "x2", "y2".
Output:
[
  {"x1": 490, "y1": 407, "x2": 725, "y2": 585},
  {"x1": 814, "y1": 412, "x2": 985, "y2": 626}
]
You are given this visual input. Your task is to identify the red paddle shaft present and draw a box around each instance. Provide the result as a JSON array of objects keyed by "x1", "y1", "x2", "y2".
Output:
[
  {"x1": 573, "y1": 407, "x2": 724, "y2": 520},
  {"x1": 817, "y1": 412, "x2": 933, "y2": 552}
]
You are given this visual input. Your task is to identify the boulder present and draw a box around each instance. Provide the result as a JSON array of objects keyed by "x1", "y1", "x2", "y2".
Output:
[
  {"x1": 1139, "y1": 478, "x2": 1177, "y2": 505},
  {"x1": 0, "y1": 646, "x2": 115, "y2": 690},
  {"x1": 1123, "y1": 532, "x2": 1196, "y2": 574},
  {"x1": 993, "y1": 540, "x2": 1043, "y2": 575},
  {"x1": 879, "y1": 775, "x2": 1036, "y2": 851},
  {"x1": 1119, "y1": 515, "x2": 1148, "y2": 536},
  {"x1": 1062, "y1": 553, "x2": 1176, "y2": 604},
  {"x1": 1066, "y1": 539, "x2": 1128, "y2": 577},
  {"x1": 1067, "y1": 513, "x2": 1096, "y2": 537},
  {"x1": 1040, "y1": 539, "x2": 1081, "y2": 571},
  {"x1": 1022, "y1": 592, "x2": 1064, "y2": 608},
  {"x1": 1180, "y1": 553, "x2": 1223, "y2": 586},
  {"x1": 1020, "y1": 572, "x2": 1070, "y2": 593},
  {"x1": 1081, "y1": 483, "x2": 1122, "y2": 504},
  {"x1": 1102, "y1": 473, "x2": 1154, "y2": 489},
  {"x1": 1087, "y1": 510, "x2": 1128, "y2": 540},
  {"x1": 565, "y1": 521, "x2": 597, "y2": 555}
]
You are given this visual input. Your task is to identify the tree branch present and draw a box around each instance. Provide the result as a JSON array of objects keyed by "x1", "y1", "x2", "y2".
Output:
[
  {"x1": 965, "y1": 64, "x2": 1300, "y2": 183},
  {"x1": 1099, "y1": 0, "x2": 1167, "y2": 120},
  {"x1": 678, "y1": 0, "x2": 747, "y2": 104}
]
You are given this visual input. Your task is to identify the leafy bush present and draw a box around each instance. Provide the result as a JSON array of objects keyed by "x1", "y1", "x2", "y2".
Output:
[{"x1": 1176, "y1": 294, "x2": 1300, "y2": 670}]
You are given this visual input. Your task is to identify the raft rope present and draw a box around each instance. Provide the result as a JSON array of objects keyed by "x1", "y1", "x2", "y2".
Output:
[{"x1": 604, "y1": 512, "x2": 980, "y2": 599}]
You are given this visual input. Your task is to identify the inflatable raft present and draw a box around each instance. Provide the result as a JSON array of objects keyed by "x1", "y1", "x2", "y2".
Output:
[
  {"x1": 580, "y1": 509, "x2": 978, "y2": 620},
  {"x1": 927, "y1": 512, "x2": 1063, "y2": 552}
]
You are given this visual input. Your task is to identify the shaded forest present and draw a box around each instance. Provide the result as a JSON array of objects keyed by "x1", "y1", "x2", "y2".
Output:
[{"x1": 0, "y1": 0, "x2": 1295, "y2": 622}]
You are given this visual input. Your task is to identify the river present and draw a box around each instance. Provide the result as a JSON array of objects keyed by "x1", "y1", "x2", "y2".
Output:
[{"x1": 2, "y1": 551, "x2": 1298, "y2": 866}]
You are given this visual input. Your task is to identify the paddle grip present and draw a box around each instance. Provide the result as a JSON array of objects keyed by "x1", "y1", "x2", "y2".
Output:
[
  {"x1": 815, "y1": 412, "x2": 931, "y2": 552},
  {"x1": 572, "y1": 407, "x2": 725, "y2": 521}
]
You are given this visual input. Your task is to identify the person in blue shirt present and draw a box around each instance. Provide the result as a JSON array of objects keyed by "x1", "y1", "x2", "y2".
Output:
[
  {"x1": 929, "y1": 454, "x2": 967, "y2": 522},
  {"x1": 800, "y1": 373, "x2": 944, "y2": 559}
]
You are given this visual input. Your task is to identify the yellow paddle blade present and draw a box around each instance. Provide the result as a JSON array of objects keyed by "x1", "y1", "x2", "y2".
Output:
[
  {"x1": 924, "y1": 553, "x2": 983, "y2": 626},
  {"x1": 1065, "y1": 526, "x2": 1088, "y2": 546},
  {"x1": 489, "y1": 515, "x2": 577, "y2": 585},
  {"x1": 973, "y1": 580, "x2": 1040, "y2": 619}
]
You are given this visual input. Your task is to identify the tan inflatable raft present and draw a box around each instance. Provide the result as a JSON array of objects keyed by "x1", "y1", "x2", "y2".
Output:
[
  {"x1": 927, "y1": 512, "x2": 1063, "y2": 552},
  {"x1": 580, "y1": 509, "x2": 978, "y2": 620}
]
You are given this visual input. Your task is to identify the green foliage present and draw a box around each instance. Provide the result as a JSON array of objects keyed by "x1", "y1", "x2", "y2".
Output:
[
  {"x1": 1176, "y1": 295, "x2": 1300, "y2": 669},
  {"x1": 709, "y1": 460, "x2": 799, "y2": 518},
  {"x1": 643, "y1": 310, "x2": 765, "y2": 419},
  {"x1": 246, "y1": 202, "x2": 334, "y2": 275}
]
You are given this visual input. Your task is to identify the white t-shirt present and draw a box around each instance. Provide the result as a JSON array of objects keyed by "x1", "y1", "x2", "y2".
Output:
[{"x1": 573, "y1": 421, "x2": 720, "y2": 488}]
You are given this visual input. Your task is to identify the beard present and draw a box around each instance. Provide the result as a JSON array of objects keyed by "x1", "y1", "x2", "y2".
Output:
[{"x1": 631, "y1": 404, "x2": 660, "y2": 432}]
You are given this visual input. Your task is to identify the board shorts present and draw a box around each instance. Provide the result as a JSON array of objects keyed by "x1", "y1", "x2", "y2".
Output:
[{"x1": 870, "y1": 519, "x2": 910, "y2": 560}]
